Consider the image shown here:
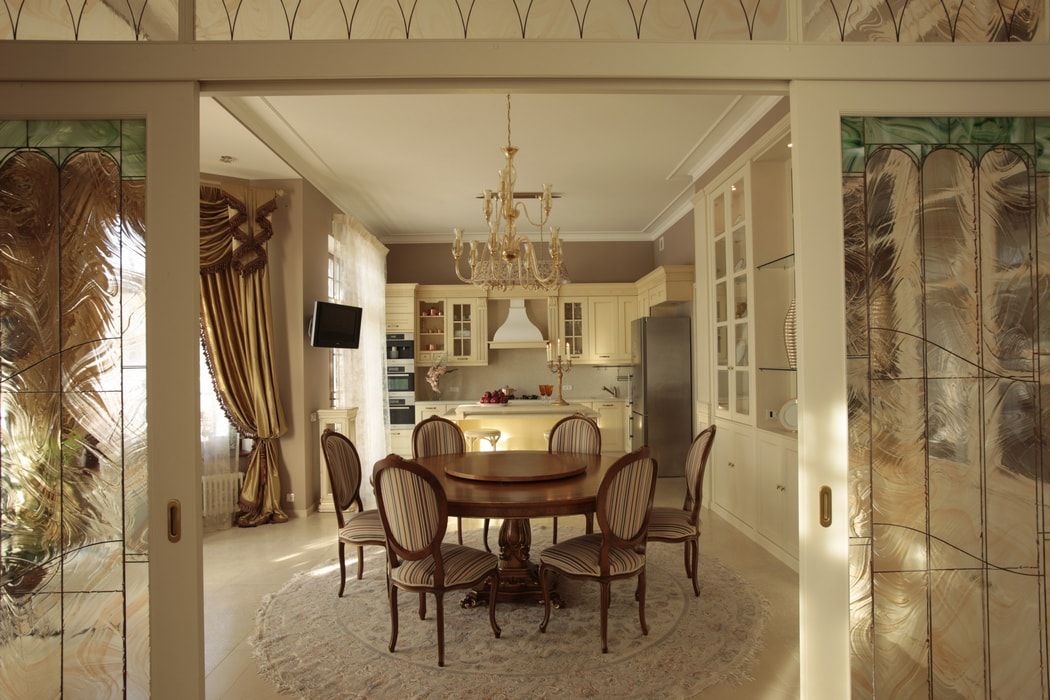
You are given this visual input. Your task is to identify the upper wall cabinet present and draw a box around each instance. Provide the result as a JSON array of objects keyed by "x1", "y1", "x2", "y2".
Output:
[
  {"x1": 415, "y1": 287, "x2": 488, "y2": 366},
  {"x1": 636, "y1": 266, "x2": 694, "y2": 317},
  {"x1": 385, "y1": 283, "x2": 416, "y2": 331}
]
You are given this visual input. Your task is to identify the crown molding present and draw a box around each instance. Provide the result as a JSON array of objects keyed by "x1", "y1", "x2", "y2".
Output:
[
  {"x1": 676, "y1": 96, "x2": 785, "y2": 183},
  {"x1": 641, "y1": 181, "x2": 695, "y2": 242},
  {"x1": 382, "y1": 230, "x2": 650, "y2": 244}
]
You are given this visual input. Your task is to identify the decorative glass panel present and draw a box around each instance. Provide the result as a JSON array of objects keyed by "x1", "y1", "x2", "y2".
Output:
[
  {"x1": 803, "y1": 0, "x2": 1044, "y2": 42},
  {"x1": 842, "y1": 116, "x2": 1047, "y2": 699},
  {"x1": 0, "y1": 121, "x2": 148, "y2": 695},
  {"x1": 194, "y1": 0, "x2": 788, "y2": 41},
  {"x1": 0, "y1": 0, "x2": 178, "y2": 40},
  {"x1": 714, "y1": 236, "x2": 727, "y2": 279}
]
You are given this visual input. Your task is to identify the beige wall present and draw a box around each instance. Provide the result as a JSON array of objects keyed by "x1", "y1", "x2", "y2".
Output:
[
  {"x1": 386, "y1": 240, "x2": 656, "y2": 284},
  {"x1": 202, "y1": 173, "x2": 340, "y2": 517},
  {"x1": 694, "y1": 97, "x2": 791, "y2": 194},
  {"x1": 654, "y1": 210, "x2": 695, "y2": 267}
]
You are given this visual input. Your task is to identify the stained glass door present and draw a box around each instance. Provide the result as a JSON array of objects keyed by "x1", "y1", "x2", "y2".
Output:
[{"x1": 0, "y1": 85, "x2": 204, "y2": 699}]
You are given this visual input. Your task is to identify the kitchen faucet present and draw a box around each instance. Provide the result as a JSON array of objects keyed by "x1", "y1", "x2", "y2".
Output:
[{"x1": 601, "y1": 385, "x2": 618, "y2": 398}]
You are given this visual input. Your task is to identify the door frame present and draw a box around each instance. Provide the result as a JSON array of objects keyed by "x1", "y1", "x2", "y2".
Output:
[
  {"x1": 789, "y1": 79, "x2": 1050, "y2": 698},
  {"x1": 0, "y1": 82, "x2": 204, "y2": 699}
]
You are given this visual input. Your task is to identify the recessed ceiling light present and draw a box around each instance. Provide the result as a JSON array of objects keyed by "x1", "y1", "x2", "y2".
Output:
[
  {"x1": 787, "y1": 143, "x2": 793, "y2": 148},
  {"x1": 220, "y1": 155, "x2": 236, "y2": 163}
]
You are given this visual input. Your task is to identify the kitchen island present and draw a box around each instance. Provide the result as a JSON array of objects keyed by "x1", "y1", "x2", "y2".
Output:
[{"x1": 451, "y1": 401, "x2": 598, "y2": 451}]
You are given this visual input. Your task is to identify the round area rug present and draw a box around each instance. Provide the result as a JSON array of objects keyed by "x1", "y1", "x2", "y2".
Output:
[{"x1": 251, "y1": 524, "x2": 770, "y2": 698}]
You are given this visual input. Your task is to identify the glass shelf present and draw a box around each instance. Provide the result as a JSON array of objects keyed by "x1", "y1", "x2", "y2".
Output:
[
  {"x1": 758, "y1": 367, "x2": 797, "y2": 372},
  {"x1": 757, "y1": 253, "x2": 795, "y2": 270}
]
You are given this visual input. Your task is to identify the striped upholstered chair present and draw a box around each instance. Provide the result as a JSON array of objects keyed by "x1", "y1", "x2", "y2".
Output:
[
  {"x1": 646, "y1": 425, "x2": 716, "y2": 597},
  {"x1": 547, "y1": 413, "x2": 602, "y2": 543},
  {"x1": 320, "y1": 429, "x2": 386, "y2": 597},
  {"x1": 374, "y1": 454, "x2": 501, "y2": 667},
  {"x1": 411, "y1": 415, "x2": 468, "y2": 544},
  {"x1": 538, "y1": 447, "x2": 658, "y2": 653}
]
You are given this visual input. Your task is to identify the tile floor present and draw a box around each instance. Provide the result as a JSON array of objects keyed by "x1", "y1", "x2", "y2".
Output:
[{"x1": 204, "y1": 478, "x2": 800, "y2": 699}]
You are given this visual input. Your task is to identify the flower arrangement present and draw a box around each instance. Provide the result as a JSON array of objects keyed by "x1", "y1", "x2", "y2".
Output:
[{"x1": 425, "y1": 355, "x2": 457, "y2": 394}]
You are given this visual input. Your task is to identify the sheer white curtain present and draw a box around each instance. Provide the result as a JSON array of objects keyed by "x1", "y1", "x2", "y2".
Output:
[{"x1": 331, "y1": 213, "x2": 389, "y2": 507}]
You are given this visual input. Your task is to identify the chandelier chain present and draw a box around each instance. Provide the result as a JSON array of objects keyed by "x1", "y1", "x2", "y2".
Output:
[{"x1": 506, "y1": 93, "x2": 511, "y2": 148}]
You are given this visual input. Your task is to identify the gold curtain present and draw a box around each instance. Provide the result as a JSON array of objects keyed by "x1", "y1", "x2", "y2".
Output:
[{"x1": 199, "y1": 185, "x2": 289, "y2": 526}]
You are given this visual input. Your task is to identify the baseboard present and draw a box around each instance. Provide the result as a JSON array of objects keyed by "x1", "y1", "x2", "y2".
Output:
[
  {"x1": 290, "y1": 503, "x2": 318, "y2": 519},
  {"x1": 709, "y1": 503, "x2": 799, "y2": 573}
]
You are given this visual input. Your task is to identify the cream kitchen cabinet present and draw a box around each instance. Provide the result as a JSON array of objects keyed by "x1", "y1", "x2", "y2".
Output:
[
  {"x1": 635, "y1": 266, "x2": 694, "y2": 317},
  {"x1": 587, "y1": 296, "x2": 636, "y2": 364},
  {"x1": 416, "y1": 295, "x2": 487, "y2": 366},
  {"x1": 446, "y1": 299, "x2": 487, "y2": 366},
  {"x1": 757, "y1": 432, "x2": 799, "y2": 560},
  {"x1": 416, "y1": 402, "x2": 457, "y2": 421},
  {"x1": 385, "y1": 283, "x2": 416, "y2": 332},
  {"x1": 592, "y1": 399, "x2": 626, "y2": 452},
  {"x1": 711, "y1": 420, "x2": 757, "y2": 529},
  {"x1": 712, "y1": 420, "x2": 798, "y2": 569},
  {"x1": 388, "y1": 427, "x2": 413, "y2": 458},
  {"x1": 557, "y1": 297, "x2": 589, "y2": 361}
]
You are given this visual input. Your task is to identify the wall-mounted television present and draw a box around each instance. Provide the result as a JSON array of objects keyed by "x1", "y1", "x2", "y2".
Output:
[{"x1": 309, "y1": 301, "x2": 362, "y2": 349}]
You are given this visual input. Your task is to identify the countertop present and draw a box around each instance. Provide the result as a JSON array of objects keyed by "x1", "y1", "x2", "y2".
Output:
[{"x1": 453, "y1": 401, "x2": 599, "y2": 418}]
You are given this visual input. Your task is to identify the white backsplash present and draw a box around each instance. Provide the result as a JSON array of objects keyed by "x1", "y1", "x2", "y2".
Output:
[{"x1": 416, "y1": 348, "x2": 630, "y2": 402}]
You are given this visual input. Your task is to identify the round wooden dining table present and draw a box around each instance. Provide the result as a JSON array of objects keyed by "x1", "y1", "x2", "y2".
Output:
[{"x1": 414, "y1": 450, "x2": 621, "y2": 608}]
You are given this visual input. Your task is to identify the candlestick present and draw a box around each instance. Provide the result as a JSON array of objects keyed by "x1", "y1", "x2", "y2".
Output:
[{"x1": 546, "y1": 353, "x2": 573, "y2": 406}]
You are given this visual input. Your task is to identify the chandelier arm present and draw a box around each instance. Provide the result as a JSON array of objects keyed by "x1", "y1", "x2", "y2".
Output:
[
  {"x1": 523, "y1": 238, "x2": 560, "y2": 289},
  {"x1": 517, "y1": 201, "x2": 549, "y2": 229}
]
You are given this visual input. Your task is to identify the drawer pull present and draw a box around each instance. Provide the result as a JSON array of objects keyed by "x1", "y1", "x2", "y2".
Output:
[{"x1": 167, "y1": 499, "x2": 182, "y2": 543}]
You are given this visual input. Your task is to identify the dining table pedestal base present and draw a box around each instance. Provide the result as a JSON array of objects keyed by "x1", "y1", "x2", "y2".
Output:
[{"x1": 460, "y1": 517, "x2": 565, "y2": 609}]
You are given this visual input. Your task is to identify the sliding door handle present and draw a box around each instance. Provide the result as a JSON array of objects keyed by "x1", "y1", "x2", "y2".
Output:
[
  {"x1": 819, "y1": 486, "x2": 832, "y2": 528},
  {"x1": 167, "y1": 499, "x2": 182, "y2": 543}
]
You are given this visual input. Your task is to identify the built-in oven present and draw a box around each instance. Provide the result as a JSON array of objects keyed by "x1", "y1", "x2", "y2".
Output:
[
  {"x1": 386, "y1": 332, "x2": 414, "y2": 361},
  {"x1": 388, "y1": 391, "x2": 416, "y2": 426},
  {"x1": 386, "y1": 361, "x2": 415, "y2": 393}
]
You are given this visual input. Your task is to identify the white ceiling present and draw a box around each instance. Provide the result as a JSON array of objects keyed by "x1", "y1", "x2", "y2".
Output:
[{"x1": 200, "y1": 93, "x2": 783, "y2": 242}]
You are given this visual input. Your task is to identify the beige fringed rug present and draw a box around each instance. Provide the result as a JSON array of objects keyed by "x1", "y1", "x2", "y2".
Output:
[{"x1": 251, "y1": 525, "x2": 770, "y2": 698}]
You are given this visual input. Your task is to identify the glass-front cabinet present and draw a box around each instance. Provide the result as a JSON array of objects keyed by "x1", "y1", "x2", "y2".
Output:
[
  {"x1": 448, "y1": 301, "x2": 474, "y2": 361},
  {"x1": 709, "y1": 165, "x2": 754, "y2": 424},
  {"x1": 559, "y1": 298, "x2": 588, "y2": 360}
]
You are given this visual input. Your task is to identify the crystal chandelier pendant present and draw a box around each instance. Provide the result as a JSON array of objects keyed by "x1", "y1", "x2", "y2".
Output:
[{"x1": 451, "y1": 94, "x2": 566, "y2": 292}]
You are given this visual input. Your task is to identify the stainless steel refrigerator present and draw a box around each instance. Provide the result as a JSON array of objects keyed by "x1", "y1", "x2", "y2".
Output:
[{"x1": 630, "y1": 315, "x2": 693, "y2": 477}]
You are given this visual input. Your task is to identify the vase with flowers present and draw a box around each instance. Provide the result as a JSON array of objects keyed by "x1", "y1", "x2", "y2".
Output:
[{"x1": 425, "y1": 355, "x2": 457, "y2": 395}]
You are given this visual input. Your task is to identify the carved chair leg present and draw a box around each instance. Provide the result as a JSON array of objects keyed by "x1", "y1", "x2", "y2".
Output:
[
  {"x1": 457, "y1": 517, "x2": 463, "y2": 545},
  {"x1": 483, "y1": 518, "x2": 491, "y2": 553},
  {"x1": 552, "y1": 517, "x2": 559, "y2": 544},
  {"x1": 599, "y1": 580, "x2": 611, "y2": 653},
  {"x1": 683, "y1": 540, "x2": 691, "y2": 578},
  {"x1": 539, "y1": 564, "x2": 552, "y2": 632},
  {"x1": 638, "y1": 569, "x2": 649, "y2": 636},
  {"x1": 435, "y1": 591, "x2": 446, "y2": 667},
  {"x1": 418, "y1": 591, "x2": 427, "y2": 620},
  {"x1": 488, "y1": 573, "x2": 501, "y2": 638},
  {"x1": 585, "y1": 512, "x2": 594, "y2": 534},
  {"x1": 388, "y1": 580, "x2": 399, "y2": 653},
  {"x1": 338, "y1": 542, "x2": 347, "y2": 598},
  {"x1": 691, "y1": 538, "x2": 701, "y2": 598},
  {"x1": 356, "y1": 545, "x2": 364, "y2": 580}
]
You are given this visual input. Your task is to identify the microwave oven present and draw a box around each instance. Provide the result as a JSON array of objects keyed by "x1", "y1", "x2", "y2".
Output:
[{"x1": 386, "y1": 362, "x2": 415, "y2": 393}]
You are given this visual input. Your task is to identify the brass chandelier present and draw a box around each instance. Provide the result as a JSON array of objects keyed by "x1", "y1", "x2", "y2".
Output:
[{"x1": 452, "y1": 94, "x2": 566, "y2": 292}]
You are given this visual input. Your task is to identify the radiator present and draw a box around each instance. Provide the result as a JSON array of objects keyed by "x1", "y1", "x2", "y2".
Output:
[{"x1": 202, "y1": 472, "x2": 243, "y2": 518}]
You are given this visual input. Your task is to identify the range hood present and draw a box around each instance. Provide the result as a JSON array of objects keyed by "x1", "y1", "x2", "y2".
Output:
[{"x1": 489, "y1": 299, "x2": 547, "y2": 349}]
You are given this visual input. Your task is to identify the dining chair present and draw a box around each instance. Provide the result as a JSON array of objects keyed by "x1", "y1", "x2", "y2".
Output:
[
  {"x1": 547, "y1": 413, "x2": 602, "y2": 543},
  {"x1": 538, "y1": 447, "x2": 658, "y2": 653},
  {"x1": 373, "y1": 454, "x2": 501, "y2": 667},
  {"x1": 646, "y1": 425, "x2": 716, "y2": 597},
  {"x1": 411, "y1": 415, "x2": 468, "y2": 545},
  {"x1": 320, "y1": 428, "x2": 386, "y2": 598}
]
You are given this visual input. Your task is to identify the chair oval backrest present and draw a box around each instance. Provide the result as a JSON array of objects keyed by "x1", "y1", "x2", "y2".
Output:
[
  {"x1": 374, "y1": 455, "x2": 445, "y2": 559},
  {"x1": 548, "y1": 414, "x2": 601, "y2": 455},
  {"x1": 684, "y1": 425, "x2": 717, "y2": 520},
  {"x1": 320, "y1": 429, "x2": 362, "y2": 519},
  {"x1": 597, "y1": 448, "x2": 658, "y2": 544},
  {"x1": 412, "y1": 415, "x2": 465, "y2": 459}
]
